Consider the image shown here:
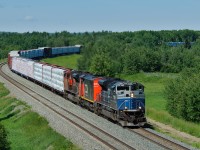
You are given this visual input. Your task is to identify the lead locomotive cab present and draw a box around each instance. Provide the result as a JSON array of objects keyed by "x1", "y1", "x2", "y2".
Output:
[
  {"x1": 96, "y1": 78, "x2": 146, "y2": 127},
  {"x1": 118, "y1": 82, "x2": 146, "y2": 126}
]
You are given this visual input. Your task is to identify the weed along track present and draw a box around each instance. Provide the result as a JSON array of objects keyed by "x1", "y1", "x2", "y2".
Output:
[{"x1": 0, "y1": 62, "x2": 136, "y2": 150}]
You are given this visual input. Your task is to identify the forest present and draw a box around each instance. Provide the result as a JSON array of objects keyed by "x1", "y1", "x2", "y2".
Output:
[
  {"x1": 1, "y1": 30, "x2": 200, "y2": 74},
  {"x1": 0, "y1": 30, "x2": 200, "y2": 122}
]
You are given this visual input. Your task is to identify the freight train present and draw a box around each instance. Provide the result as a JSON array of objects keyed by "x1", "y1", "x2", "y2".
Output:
[{"x1": 7, "y1": 46, "x2": 146, "y2": 127}]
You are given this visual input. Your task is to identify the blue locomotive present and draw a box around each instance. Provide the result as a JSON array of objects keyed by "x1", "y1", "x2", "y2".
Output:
[{"x1": 95, "y1": 78, "x2": 146, "y2": 126}]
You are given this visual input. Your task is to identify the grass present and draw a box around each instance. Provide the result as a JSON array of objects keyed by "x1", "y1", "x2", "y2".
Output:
[
  {"x1": 42, "y1": 55, "x2": 200, "y2": 148},
  {"x1": 0, "y1": 83, "x2": 80, "y2": 150},
  {"x1": 119, "y1": 73, "x2": 171, "y2": 111},
  {"x1": 0, "y1": 58, "x2": 7, "y2": 63},
  {"x1": 42, "y1": 54, "x2": 81, "y2": 69}
]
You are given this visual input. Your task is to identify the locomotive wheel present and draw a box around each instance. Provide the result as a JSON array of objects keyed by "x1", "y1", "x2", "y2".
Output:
[{"x1": 94, "y1": 107, "x2": 100, "y2": 115}]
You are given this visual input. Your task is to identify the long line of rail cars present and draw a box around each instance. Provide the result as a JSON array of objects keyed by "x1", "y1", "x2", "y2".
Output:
[
  {"x1": 7, "y1": 46, "x2": 146, "y2": 126},
  {"x1": 19, "y1": 45, "x2": 81, "y2": 59}
]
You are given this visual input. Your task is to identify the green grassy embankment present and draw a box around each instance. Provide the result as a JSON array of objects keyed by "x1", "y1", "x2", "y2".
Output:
[
  {"x1": 42, "y1": 54, "x2": 81, "y2": 69},
  {"x1": 0, "y1": 58, "x2": 7, "y2": 63},
  {"x1": 0, "y1": 83, "x2": 80, "y2": 150},
  {"x1": 42, "y1": 55, "x2": 200, "y2": 148}
]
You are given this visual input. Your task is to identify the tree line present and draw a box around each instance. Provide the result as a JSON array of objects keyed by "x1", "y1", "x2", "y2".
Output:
[
  {"x1": 165, "y1": 67, "x2": 200, "y2": 122},
  {"x1": 77, "y1": 30, "x2": 200, "y2": 75},
  {"x1": 1, "y1": 30, "x2": 199, "y2": 74}
]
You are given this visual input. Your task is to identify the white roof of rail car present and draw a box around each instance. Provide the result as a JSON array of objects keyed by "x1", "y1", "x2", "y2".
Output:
[
  {"x1": 75, "y1": 45, "x2": 82, "y2": 47},
  {"x1": 9, "y1": 51, "x2": 19, "y2": 57},
  {"x1": 38, "y1": 47, "x2": 50, "y2": 49}
]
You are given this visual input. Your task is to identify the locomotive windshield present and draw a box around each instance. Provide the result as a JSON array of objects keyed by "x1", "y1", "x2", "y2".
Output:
[
  {"x1": 115, "y1": 85, "x2": 131, "y2": 97},
  {"x1": 117, "y1": 86, "x2": 129, "y2": 91},
  {"x1": 131, "y1": 83, "x2": 144, "y2": 92}
]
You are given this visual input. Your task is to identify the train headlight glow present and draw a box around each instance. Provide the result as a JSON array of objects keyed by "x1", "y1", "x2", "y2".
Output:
[
  {"x1": 125, "y1": 107, "x2": 128, "y2": 110},
  {"x1": 139, "y1": 106, "x2": 141, "y2": 109},
  {"x1": 130, "y1": 93, "x2": 134, "y2": 98}
]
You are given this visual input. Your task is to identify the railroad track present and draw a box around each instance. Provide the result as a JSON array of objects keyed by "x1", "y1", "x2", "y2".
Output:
[
  {"x1": 129, "y1": 123, "x2": 190, "y2": 150},
  {"x1": 0, "y1": 62, "x2": 136, "y2": 150}
]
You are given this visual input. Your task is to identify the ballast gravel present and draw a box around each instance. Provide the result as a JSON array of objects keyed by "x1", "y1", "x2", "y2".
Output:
[{"x1": 0, "y1": 64, "x2": 198, "y2": 150}]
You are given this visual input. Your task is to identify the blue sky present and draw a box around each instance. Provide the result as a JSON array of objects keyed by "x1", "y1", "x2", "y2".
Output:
[{"x1": 0, "y1": 0, "x2": 200, "y2": 33}]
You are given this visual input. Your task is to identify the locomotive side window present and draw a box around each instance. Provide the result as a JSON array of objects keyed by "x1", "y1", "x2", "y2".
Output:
[{"x1": 117, "y1": 86, "x2": 129, "y2": 91}]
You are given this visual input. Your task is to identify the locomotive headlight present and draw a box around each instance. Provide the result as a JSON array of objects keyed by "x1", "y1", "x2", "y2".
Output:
[
  {"x1": 125, "y1": 107, "x2": 128, "y2": 110},
  {"x1": 130, "y1": 93, "x2": 134, "y2": 98},
  {"x1": 139, "y1": 106, "x2": 141, "y2": 109}
]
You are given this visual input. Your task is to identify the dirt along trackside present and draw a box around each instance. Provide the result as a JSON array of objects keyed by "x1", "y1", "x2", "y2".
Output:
[{"x1": 148, "y1": 118, "x2": 200, "y2": 144}]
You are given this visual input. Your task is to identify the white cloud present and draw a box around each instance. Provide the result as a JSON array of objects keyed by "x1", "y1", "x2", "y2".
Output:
[{"x1": 24, "y1": 16, "x2": 34, "y2": 21}]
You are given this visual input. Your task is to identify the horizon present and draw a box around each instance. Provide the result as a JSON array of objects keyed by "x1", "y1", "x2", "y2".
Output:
[{"x1": 0, "y1": 29, "x2": 199, "y2": 34}]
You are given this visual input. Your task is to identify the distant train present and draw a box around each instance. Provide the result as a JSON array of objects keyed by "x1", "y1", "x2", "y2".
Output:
[
  {"x1": 18, "y1": 45, "x2": 81, "y2": 59},
  {"x1": 8, "y1": 46, "x2": 146, "y2": 127}
]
